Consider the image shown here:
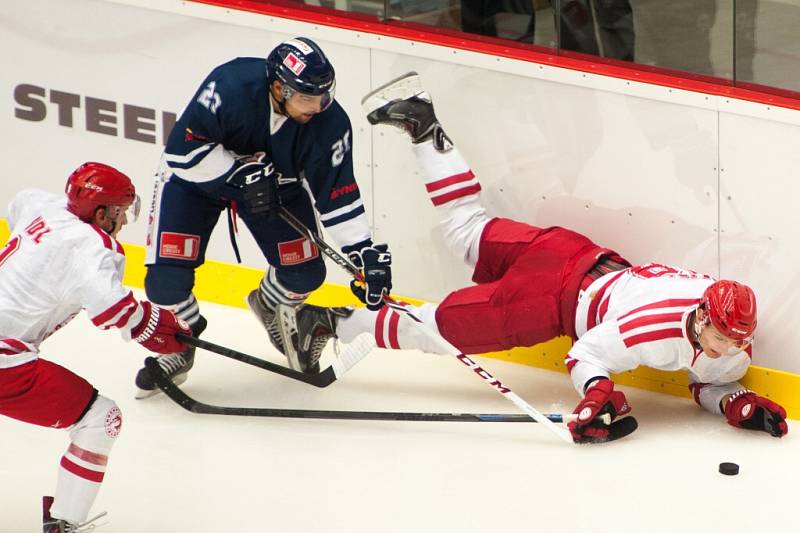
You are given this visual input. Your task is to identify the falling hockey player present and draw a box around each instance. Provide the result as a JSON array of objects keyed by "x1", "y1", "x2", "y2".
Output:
[
  {"x1": 0, "y1": 163, "x2": 192, "y2": 531},
  {"x1": 135, "y1": 37, "x2": 393, "y2": 397},
  {"x1": 276, "y1": 72, "x2": 788, "y2": 444}
]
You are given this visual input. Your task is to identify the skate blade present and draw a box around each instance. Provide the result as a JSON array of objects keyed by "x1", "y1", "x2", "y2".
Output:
[{"x1": 361, "y1": 71, "x2": 423, "y2": 113}]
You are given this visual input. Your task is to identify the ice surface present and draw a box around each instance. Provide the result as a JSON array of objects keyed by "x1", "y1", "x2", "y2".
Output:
[{"x1": 2, "y1": 292, "x2": 796, "y2": 532}]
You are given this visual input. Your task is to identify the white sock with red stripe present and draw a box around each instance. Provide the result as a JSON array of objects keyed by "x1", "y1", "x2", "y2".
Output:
[
  {"x1": 51, "y1": 395, "x2": 120, "y2": 524},
  {"x1": 336, "y1": 303, "x2": 448, "y2": 354},
  {"x1": 413, "y1": 142, "x2": 489, "y2": 267}
]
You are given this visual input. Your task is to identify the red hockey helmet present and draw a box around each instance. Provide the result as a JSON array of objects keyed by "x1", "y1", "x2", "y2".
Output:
[
  {"x1": 703, "y1": 280, "x2": 757, "y2": 342},
  {"x1": 65, "y1": 162, "x2": 139, "y2": 222}
]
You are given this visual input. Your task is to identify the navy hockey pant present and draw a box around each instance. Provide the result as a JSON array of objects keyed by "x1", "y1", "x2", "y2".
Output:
[{"x1": 144, "y1": 178, "x2": 326, "y2": 306}]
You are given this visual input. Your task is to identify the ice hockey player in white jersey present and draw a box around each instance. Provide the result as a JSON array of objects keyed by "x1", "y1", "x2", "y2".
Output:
[
  {"x1": 0, "y1": 162, "x2": 192, "y2": 532},
  {"x1": 283, "y1": 72, "x2": 787, "y2": 444}
]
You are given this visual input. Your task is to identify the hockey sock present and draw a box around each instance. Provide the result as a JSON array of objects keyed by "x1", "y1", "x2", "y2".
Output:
[
  {"x1": 258, "y1": 268, "x2": 309, "y2": 312},
  {"x1": 172, "y1": 293, "x2": 201, "y2": 327},
  {"x1": 412, "y1": 143, "x2": 489, "y2": 266},
  {"x1": 51, "y1": 395, "x2": 120, "y2": 524}
]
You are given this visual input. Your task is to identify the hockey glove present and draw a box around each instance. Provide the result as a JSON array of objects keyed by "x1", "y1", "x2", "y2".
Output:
[
  {"x1": 226, "y1": 155, "x2": 281, "y2": 219},
  {"x1": 724, "y1": 389, "x2": 788, "y2": 437},
  {"x1": 131, "y1": 301, "x2": 192, "y2": 355},
  {"x1": 568, "y1": 378, "x2": 634, "y2": 444},
  {"x1": 348, "y1": 244, "x2": 392, "y2": 311}
]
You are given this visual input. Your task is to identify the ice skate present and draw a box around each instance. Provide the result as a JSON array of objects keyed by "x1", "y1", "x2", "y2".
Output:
[
  {"x1": 361, "y1": 71, "x2": 452, "y2": 152},
  {"x1": 247, "y1": 289, "x2": 286, "y2": 354},
  {"x1": 287, "y1": 304, "x2": 353, "y2": 374},
  {"x1": 42, "y1": 496, "x2": 107, "y2": 532},
  {"x1": 134, "y1": 315, "x2": 206, "y2": 398}
]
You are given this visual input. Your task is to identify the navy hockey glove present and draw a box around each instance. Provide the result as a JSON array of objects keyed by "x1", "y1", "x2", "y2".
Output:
[
  {"x1": 724, "y1": 389, "x2": 788, "y2": 437},
  {"x1": 348, "y1": 244, "x2": 392, "y2": 311},
  {"x1": 226, "y1": 155, "x2": 281, "y2": 219}
]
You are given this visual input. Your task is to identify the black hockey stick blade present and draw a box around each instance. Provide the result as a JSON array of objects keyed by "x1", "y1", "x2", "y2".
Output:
[
  {"x1": 144, "y1": 357, "x2": 579, "y2": 423},
  {"x1": 575, "y1": 416, "x2": 639, "y2": 444},
  {"x1": 176, "y1": 333, "x2": 374, "y2": 388},
  {"x1": 607, "y1": 415, "x2": 639, "y2": 441}
]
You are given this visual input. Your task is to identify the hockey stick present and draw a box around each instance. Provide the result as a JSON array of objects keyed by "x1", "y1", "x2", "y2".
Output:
[
  {"x1": 144, "y1": 356, "x2": 603, "y2": 423},
  {"x1": 279, "y1": 207, "x2": 575, "y2": 443},
  {"x1": 175, "y1": 332, "x2": 375, "y2": 388}
]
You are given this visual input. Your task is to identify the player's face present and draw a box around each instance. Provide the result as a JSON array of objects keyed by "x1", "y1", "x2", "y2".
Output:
[
  {"x1": 698, "y1": 322, "x2": 751, "y2": 358},
  {"x1": 284, "y1": 92, "x2": 327, "y2": 123},
  {"x1": 99, "y1": 197, "x2": 141, "y2": 237},
  {"x1": 272, "y1": 81, "x2": 334, "y2": 124}
]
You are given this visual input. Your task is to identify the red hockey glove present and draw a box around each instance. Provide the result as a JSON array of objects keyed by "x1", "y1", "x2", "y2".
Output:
[
  {"x1": 724, "y1": 389, "x2": 788, "y2": 438},
  {"x1": 568, "y1": 378, "x2": 633, "y2": 444},
  {"x1": 131, "y1": 301, "x2": 192, "y2": 355}
]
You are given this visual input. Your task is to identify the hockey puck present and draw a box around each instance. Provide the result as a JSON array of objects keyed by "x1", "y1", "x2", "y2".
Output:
[{"x1": 718, "y1": 462, "x2": 739, "y2": 476}]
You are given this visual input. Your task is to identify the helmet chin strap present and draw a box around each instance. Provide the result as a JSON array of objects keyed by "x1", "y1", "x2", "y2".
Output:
[{"x1": 270, "y1": 84, "x2": 291, "y2": 116}]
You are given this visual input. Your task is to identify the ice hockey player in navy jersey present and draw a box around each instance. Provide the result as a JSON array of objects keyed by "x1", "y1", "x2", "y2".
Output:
[
  {"x1": 0, "y1": 162, "x2": 191, "y2": 531},
  {"x1": 135, "y1": 37, "x2": 393, "y2": 395}
]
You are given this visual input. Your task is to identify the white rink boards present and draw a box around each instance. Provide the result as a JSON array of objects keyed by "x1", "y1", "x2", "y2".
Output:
[{"x1": 3, "y1": 0, "x2": 800, "y2": 373}]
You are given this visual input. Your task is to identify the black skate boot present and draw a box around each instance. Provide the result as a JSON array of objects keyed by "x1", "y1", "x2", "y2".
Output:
[
  {"x1": 361, "y1": 71, "x2": 453, "y2": 152},
  {"x1": 43, "y1": 496, "x2": 107, "y2": 532},
  {"x1": 246, "y1": 289, "x2": 286, "y2": 354},
  {"x1": 134, "y1": 315, "x2": 207, "y2": 399},
  {"x1": 280, "y1": 303, "x2": 353, "y2": 374}
]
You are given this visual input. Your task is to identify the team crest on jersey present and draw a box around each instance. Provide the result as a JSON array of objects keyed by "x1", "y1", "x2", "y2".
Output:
[
  {"x1": 283, "y1": 53, "x2": 306, "y2": 75},
  {"x1": 278, "y1": 237, "x2": 318, "y2": 265},
  {"x1": 160, "y1": 232, "x2": 200, "y2": 261},
  {"x1": 105, "y1": 407, "x2": 122, "y2": 438}
]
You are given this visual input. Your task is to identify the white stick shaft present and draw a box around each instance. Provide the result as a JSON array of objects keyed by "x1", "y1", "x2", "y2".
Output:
[{"x1": 394, "y1": 309, "x2": 574, "y2": 444}]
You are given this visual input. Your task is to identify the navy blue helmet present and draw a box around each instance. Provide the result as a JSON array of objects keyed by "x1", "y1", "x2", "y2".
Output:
[{"x1": 267, "y1": 37, "x2": 336, "y2": 100}]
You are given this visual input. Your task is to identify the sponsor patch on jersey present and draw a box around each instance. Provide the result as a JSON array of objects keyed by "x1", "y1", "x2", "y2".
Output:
[
  {"x1": 330, "y1": 182, "x2": 358, "y2": 200},
  {"x1": 285, "y1": 38, "x2": 314, "y2": 55},
  {"x1": 283, "y1": 53, "x2": 306, "y2": 76},
  {"x1": 278, "y1": 237, "x2": 318, "y2": 266},
  {"x1": 159, "y1": 232, "x2": 200, "y2": 261}
]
